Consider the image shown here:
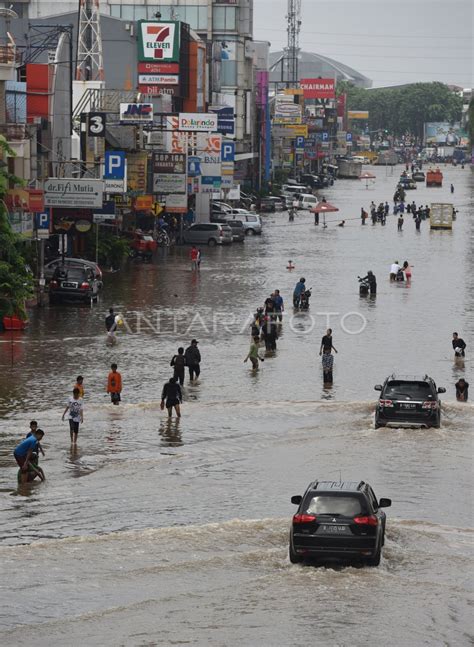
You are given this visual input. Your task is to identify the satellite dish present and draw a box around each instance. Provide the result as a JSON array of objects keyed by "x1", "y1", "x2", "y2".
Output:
[{"x1": 0, "y1": 8, "x2": 19, "y2": 19}]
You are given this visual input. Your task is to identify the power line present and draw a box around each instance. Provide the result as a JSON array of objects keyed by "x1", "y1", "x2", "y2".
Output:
[
  {"x1": 259, "y1": 27, "x2": 472, "y2": 40},
  {"x1": 297, "y1": 49, "x2": 469, "y2": 60}
]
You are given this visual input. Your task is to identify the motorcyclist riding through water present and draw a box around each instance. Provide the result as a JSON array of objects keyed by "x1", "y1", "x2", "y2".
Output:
[
  {"x1": 293, "y1": 277, "x2": 306, "y2": 308},
  {"x1": 359, "y1": 270, "x2": 377, "y2": 295}
]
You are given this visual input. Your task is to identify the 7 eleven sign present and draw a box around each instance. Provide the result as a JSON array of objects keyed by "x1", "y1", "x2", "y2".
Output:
[{"x1": 138, "y1": 21, "x2": 181, "y2": 63}]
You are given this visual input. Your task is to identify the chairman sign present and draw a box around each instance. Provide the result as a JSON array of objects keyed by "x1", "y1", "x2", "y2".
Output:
[{"x1": 300, "y1": 78, "x2": 335, "y2": 99}]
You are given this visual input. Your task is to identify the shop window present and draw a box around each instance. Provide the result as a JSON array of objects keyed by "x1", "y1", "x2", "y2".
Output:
[
  {"x1": 134, "y1": 6, "x2": 147, "y2": 20},
  {"x1": 198, "y1": 6, "x2": 208, "y2": 29},
  {"x1": 213, "y1": 6, "x2": 236, "y2": 31},
  {"x1": 185, "y1": 6, "x2": 198, "y2": 29},
  {"x1": 221, "y1": 61, "x2": 237, "y2": 86},
  {"x1": 121, "y1": 5, "x2": 134, "y2": 20}
]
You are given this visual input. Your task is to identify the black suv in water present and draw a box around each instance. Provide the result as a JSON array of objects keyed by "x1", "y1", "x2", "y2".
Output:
[
  {"x1": 289, "y1": 480, "x2": 391, "y2": 566},
  {"x1": 374, "y1": 374, "x2": 445, "y2": 429},
  {"x1": 49, "y1": 266, "x2": 100, "y2": 304}
]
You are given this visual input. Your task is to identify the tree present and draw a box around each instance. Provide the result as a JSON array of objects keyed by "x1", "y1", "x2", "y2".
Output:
[
  {"x1": 339, "y1": 82, "x2": 463, "y2": 141},
  {"x1": 0, "y1": 135, "x2": 33, "y2": 320},
  {"x1": 468, "y1": 98, "x2": 474, "y2": 149}
]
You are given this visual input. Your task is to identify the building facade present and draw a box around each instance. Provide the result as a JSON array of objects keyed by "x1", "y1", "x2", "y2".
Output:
[{"x1": 13, "y1": 0, "x2": 260, "y2": 168}]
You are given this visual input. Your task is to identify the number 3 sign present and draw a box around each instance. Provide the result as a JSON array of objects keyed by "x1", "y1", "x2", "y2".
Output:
[{"x1": 88, "y1": 112, "x2": 106, "y2": 137}]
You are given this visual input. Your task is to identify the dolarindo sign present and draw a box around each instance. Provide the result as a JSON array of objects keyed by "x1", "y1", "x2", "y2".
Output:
[
  {"x1": 138, "y1": 21, "x2": 181, "y2": 63},
  {"x1": 178, "y1": 113, "x2": 218, "y2": 132},
  {"x1": 300, "y1": 78, "x2": 336, "y2": 99}
]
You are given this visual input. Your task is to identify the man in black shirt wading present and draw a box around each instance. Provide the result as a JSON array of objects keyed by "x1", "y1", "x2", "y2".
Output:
[
  {"x1": 319, "y1": 328, "x2": 338, "y2": 356},
  {"x1": 185, "y1": 339, "x2": 201, "y2": 381},
  {"x1": 161, "y1": 377, "x2": 183, "y2": 418}
]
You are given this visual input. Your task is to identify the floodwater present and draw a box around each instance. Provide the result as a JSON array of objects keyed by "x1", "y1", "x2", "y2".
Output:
[{"x1": 0, "y1": 165, "x2": 472, "y2": 646}]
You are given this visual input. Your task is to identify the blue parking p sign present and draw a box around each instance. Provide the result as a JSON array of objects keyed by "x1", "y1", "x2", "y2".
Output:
[
  {"x1": 35, "y1": 211, "x2": 50, "y2": 230},
  {"x1": 221, "y1": 141, "x2": 235, "y2": 163},
  {"x1": 104, "y1": 151, "x2": 126, "y2": 179}
]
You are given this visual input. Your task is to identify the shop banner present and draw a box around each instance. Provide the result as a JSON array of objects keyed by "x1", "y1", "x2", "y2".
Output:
[
  {"x1": 300, "y1": 78, "x2": 335, "y2": 99},
  {"x1": 153, "y1": 152, "x2": 187, "y2": 194},
  {"x1": 137, "y1": 21, "x2": 181, "y2": 63}
]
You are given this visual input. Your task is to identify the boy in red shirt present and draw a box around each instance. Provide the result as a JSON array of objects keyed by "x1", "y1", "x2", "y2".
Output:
[
  {"x1": 190, "y1": 246, "x2": 199, "y2": 271},
  {"x1": 107, "y1": 363, "x2": 122, "y2": 405}
]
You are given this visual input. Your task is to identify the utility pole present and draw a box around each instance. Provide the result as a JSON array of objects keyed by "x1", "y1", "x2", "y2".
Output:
[
  {"x1": 285, "y1": 0, "x2": 301, "y2": 87},
  {"x1": 76, "y1": 0, "x2": 104, "y2": 81}
]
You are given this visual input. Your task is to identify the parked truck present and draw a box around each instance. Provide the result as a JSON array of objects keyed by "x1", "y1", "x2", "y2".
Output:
[{"x1": 430, "y1": 203, "x2": 453, "y2": 230}]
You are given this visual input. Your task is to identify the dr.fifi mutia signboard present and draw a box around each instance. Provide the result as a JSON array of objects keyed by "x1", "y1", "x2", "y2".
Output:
[{"x1": 44, "y1": 179, "x2": 104, "y2": 209}]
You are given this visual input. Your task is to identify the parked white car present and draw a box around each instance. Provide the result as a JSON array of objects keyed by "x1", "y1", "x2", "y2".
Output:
[{"x1": 226, "y1": 210, "x2": 262, "y2": 235}]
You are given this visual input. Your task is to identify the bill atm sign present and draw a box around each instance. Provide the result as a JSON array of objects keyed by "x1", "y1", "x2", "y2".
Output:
[{"x1": 138, "y1": 21, "x2": 181, "y2": 63}]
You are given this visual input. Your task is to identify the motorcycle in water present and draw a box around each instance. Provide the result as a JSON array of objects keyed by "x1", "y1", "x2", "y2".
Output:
[
  {"x1": 358, "y1": 276, "x2": 370, "y2": 296},
  {"x1": 299, "y1": 288, "x2": 312, "y2": 310}
]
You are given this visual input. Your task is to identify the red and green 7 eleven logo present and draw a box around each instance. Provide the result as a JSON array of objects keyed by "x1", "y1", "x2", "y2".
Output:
[{"x1": 139, "y1": 21, "x2": 180, "y2": 62}]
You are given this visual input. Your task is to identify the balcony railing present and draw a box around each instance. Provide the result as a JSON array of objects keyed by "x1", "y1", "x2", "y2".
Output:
[
  {"x1": 0, "y1": 43, "x2": 18, "y2": 65},
  {"x1": 0, "y1": 123, "x2": 28, "y2": 140}
]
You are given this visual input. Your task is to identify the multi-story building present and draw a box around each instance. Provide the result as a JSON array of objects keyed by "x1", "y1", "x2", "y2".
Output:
[{"x1": 12, "y1": 0, "x2": 259, "y2": 167}]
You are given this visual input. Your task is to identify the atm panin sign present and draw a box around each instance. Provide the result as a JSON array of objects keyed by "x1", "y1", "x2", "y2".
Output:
[
  {"x1": 138, "y1": 21, "x2": 181, "y2": 63},
  {"x1": 178, "y1": 113, "x2": 218, "y2": 132}
]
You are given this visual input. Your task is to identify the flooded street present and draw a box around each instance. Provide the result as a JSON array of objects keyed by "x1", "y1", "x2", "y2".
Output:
[{"x1": 0, "y1": 165, "x2": 472, "y2": 646}]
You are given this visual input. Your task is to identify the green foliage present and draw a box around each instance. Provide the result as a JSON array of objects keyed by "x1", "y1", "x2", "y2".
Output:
[
  {"x1": 338, "y1": 82, "x2": 463, "y2": 140},
  {"x1": 84, "y1": 227, "x2": 130, "y2": 269},
  {"x1": 0, "y1": 136, "x2": 33, "y2": 319},
  {"x1": 469, "y1": 98, "x2": 474, "y2": 148}
]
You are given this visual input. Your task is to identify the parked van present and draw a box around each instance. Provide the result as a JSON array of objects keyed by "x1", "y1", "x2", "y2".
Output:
[
  {"x1": 282, "y1": 184, "x2": 307, "y2": 196},
  {"x1": 297, "y1": 194, "x2": 318, "y2": 210}
]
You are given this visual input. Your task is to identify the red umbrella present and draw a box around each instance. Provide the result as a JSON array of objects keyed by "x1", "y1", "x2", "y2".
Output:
[
  {"x1": 359, "y1": 171, "x2": 376, "y2": 189},
  {"x1": 311, "y1": 201, "x2": 339, "y2": 213},
  {"x1": 311, "y1": 201, "x2": 339, "y2": 228}
]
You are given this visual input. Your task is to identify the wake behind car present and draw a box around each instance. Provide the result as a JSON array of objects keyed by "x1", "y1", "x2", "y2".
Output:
[
  {"x1": 289, "y1": 480, "x2": 391, "y2": 566},
  {"x1": 374, "y1": 374, "x2": 445, "y2": 428},
  {"x1": 49, "y1": 266, "x2": 100, "y2": 304}
]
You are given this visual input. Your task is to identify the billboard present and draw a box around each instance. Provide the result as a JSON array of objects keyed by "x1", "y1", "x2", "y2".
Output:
[
  {"x1": 138, "y1": 62, "x2": 179, "y2": 74},
  {"x1": 44, "y1": 179, "x2": 104, "y2": 209},
  {"x1": 209, "y1": 106, "x2": 235, "y2": 135},
  {"x1": 347, "y1": 110, "x2": 369, "y2": 120},
  {"x1": 424, "y1": 122, "x2": 466, "y2": 145},
  {"x1": 179, "y1": 113, "x2": 218, "y2": 132},
  {"x1": 274, "y1": 97, "x2": 302, "y2": 125},
  {"x1": 138, "y1": 21, "x2": 181, "y2": 63},
  {"x1": 127, "y1": 153, "x2": 148, "y2": 192},
  {"x1": 300, "y1": 78, "x2": 335, "y2": 99},
  {"x1": 138, "y1": 74, "x2": 179, "y2": 85},
  {"x1": 197, "y1": 133, "x2": 222, "y2": 193},
  {"x1": 153, "y1": 153, "x2": 187, "y2": 194},
  {"x1": 120, "y1": 103, "x2": 153, "y2": 124}
]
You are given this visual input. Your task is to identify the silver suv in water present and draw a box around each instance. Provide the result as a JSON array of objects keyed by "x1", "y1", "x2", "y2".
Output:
[
  {"x1": 226, "y1": 210, "x2": 262, "y2": 235},
  {"x1": 183, "y1": 223, "x2": 233, "y2": 246}
]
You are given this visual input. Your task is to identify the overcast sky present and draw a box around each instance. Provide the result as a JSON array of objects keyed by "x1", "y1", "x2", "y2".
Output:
[{"x1": 253, "y1": 0, "x2": 473, "y2": 88}]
